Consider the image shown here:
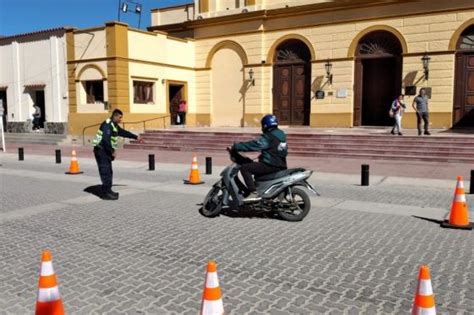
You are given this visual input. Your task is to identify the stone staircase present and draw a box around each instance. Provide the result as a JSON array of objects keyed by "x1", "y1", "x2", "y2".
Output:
[
  {"x1": 4, "y1": 132, "x2": 68, "y2": 146},
  {"x1": 124, "y1": 129, "x2": 474, "y2": 163}
]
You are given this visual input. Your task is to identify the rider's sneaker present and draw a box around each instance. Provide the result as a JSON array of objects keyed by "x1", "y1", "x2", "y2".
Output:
[{"x1": 243, "y1": 191, "x2": 261, "y2": 202}]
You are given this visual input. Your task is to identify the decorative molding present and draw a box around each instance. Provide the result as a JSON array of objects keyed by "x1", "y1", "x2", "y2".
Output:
[
  {"x1": 266, "y1": 34, "x2": 316, "y2": 64},
  {"x1": 76, "y1": 64, "x2": 107, "y2": 81},
  {"x1": 348, "y1": 25, "x2": 407, "y2": 57},
  {"x1": 205, "y1": 40, "x2": 249, "y2": 68},
  {"x1": 131, "y1": 75, "x2": 158, "y2": 81},
  {"x1": 449, "y1": 18, "x2": 474, "y2": 50}
]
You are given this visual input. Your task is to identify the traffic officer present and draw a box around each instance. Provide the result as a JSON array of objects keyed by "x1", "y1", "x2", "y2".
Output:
[
  {"x1": 92, "y1": 109, "x2": 143, "y2": 200},
  {"x1": 232, "y1": 114, "x2": 288, "y2": 202}
]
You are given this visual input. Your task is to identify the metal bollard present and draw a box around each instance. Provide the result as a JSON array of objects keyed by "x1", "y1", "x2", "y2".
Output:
[
  {"x1": 206, "y1": 157, "x2": 212, "y2": 175},
  {"x1": 361, "y1": 164, "x2": 369, "y2": 186},
  {"x1": 148, "y1": 154, "x2": 155, "y2": 171},
  {"x1": 470, "y1": 170, "x2": 474, "y2": 195},
  {"x1": 18, "y1": 147, "x2": 24, "y2": 161},
  {"x1": 55, "y1": 149, "x2": 61, "y2": 164}
]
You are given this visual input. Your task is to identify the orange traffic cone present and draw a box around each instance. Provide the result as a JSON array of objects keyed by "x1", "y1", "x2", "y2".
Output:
[
  {"x1": 184, "y1": 155, "x2": 204, "y2": 185},
  {"x1": 65, "y1": 150, "x2": 83, "y2": 175},
  {"x1": 200, "y1": 261, "x2": 224, "y2": 315},
  {"x1": 412, "y1": 265, "x2": 436, "y2": 315},
  {"x1": 36, "y1": 250, "x2": 65, "y2": 315},
  {"x1": 441, "y1": 176, "x2": 473, "y2": 230}
]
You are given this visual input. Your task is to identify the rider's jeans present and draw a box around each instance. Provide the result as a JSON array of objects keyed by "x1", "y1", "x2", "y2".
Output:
[{"x1": 240, "y1": 162, "x2": 281, "y2": 192}]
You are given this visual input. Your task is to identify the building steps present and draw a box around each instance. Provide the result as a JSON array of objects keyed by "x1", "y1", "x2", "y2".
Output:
[
  {"x1": 4, "y1": 132, "x2": 67, "y2": 146},
  {"x1": 124, "y1": 129, "x2": 474, "y2": 163}
]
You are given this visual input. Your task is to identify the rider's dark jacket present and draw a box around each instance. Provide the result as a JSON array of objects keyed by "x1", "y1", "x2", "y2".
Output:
[{"x1": 234, "y1": 127, "x2": 288, "y2": 169}]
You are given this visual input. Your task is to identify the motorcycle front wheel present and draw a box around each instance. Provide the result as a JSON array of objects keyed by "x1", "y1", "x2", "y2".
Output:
[
  {"x1": 275, "y1": 187, "x2": 311, "y2": 222},
  {"x1": 199, "y1": 182, "x2": 224, "y2": 218}
]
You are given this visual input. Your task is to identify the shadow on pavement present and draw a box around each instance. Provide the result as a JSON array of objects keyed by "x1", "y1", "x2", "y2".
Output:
[
  {"x1": 84, "y1": 185, "x2": 103, "y2": 198},
  {"x1": 412, "y1": 215, "x2": 443, "y2": 225},
  {"x1": 84, "y1": 184, "x2": 128, "y2": 198},
  {"x1": 220, "y1": 208, "x2": 280, "y2": 220}
]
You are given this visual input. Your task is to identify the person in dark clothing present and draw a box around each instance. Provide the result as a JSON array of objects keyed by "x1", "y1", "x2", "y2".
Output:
[
  {"x1": 412, "y1": 88, "x2": 431, "y2": 136},
  {"x1": 92, "y1": 109, "x2": 143, "y2": 200},
  {"x1": 32, "y1": 104, "x2": 41, "y2": 131},
  {"x1": 233, "y1": 114, "x2": 288, "y2": 202}
]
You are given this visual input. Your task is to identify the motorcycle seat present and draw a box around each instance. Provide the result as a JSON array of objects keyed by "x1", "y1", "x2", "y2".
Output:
[{"x1": 255, "y1": 168, "x2": 306, "y2": 182}]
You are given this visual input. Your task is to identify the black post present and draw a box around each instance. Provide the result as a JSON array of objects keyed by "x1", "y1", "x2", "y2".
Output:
[
  {"x1": 361, "y1": 164, "x2": 369, "y2": 186},
  {"x1": 206, "y1": 157, "x2": 212, "y2": 175},
  {"x1": 18, "y1": 147, "x2": 24, "y2": 161},
  {"x1": 148, "y1": 154, "x2": 155, "y2": 171},
  {"x1": 55, "y1": 149, "x2": 61, "y2": 164},
  {"x1": 470, "y1": 170, "x2": 474, "y2": 194}
]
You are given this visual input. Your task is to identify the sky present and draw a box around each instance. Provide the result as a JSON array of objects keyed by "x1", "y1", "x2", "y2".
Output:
[{"x1": 0, "y1": 0, "x2": 192, "y2": 36}]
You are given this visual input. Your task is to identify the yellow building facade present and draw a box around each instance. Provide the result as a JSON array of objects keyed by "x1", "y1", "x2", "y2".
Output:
[{"x1": 68, "y1": 0, "x2": 474, "y2": 135}]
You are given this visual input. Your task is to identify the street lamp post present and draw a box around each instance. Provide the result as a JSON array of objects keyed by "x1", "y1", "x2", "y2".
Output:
[{"x1": 118, "y1": 0, "x2": 143, "y2": 28}]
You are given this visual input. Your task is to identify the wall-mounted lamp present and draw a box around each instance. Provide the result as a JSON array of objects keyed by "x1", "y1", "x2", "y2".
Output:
[
  {"x1": 421, "y1": 54, "x2": 430, "y2": 81},
  {"x1": 248, "y1": 68, "x2": 255, "y2": 86},
  {"x1": 325, "y1": 60, "x2": 333, "y2": 85},
  {"x1": 161, "y1": 79, "x2": 165, "y2": 84}
]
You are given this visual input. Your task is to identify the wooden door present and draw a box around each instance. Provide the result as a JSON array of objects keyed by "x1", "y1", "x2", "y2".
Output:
[
  {"x1": 292, "y1": 64, "x2": 309, "y2": 125},
  {"x1": 353, "y1": 59, "x2": 363, "y2": 126},
  {"x1": 169, "y1": 85, "x2": 183, "y2": 125},
  {"x1": 454, "y1": 53, "x2": 474, "y2": 126},
  {"x1": 361, "y1": 57, "x2": 397, "y2": 126},
  {"x1": 273, "y1": 65, "x2": 292, "y2": 125},
  {"x1": 273, "y1": 63, "x2": 309, "y2": 125}
]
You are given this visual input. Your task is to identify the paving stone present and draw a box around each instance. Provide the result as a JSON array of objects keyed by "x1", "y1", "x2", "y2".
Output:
[{"x1": 0, "y1": 160, "x2": 473, "y2": 314}]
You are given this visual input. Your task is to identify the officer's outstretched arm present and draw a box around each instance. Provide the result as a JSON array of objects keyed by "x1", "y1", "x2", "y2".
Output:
[{"x1": 117, "y1": 126, "x2": 138, "y2": 140}]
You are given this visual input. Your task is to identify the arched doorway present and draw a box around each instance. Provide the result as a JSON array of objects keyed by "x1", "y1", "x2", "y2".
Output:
[
  {"x1": 211, "y1": 48, "x2": 245, "y2": 127},
  {"x1": 353, "y1": 31, "x2": 403, "y2": 126},
  {"x1": 453, "y1": 24, "x2": 474, "y2": 128},
  {"x1": 273, "y1": 39, "x2": 311, "y2": 126}
]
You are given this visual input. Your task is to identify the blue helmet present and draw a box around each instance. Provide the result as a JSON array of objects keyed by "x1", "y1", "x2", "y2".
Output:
[{"x1": 261, "y1": 114, "x2": 278, "y2": 131}]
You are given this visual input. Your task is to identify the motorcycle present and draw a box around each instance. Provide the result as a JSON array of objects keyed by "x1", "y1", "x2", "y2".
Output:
[{"x1": 199, "y1": 147, "x2": 319, "y2": 221}]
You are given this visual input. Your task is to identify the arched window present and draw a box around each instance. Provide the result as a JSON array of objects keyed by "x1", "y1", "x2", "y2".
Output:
[{"x1": 458, "y1": 25, "x2": 474, "y2": 50}]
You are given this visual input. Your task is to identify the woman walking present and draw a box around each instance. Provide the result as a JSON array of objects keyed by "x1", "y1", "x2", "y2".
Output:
[{"x1": 391, "y1": 94, "x2": 406, "y2": 136}]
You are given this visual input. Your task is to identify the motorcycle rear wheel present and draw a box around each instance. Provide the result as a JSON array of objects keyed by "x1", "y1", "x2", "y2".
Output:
[
  {"x1": 276, "y1": 187, "x2": 311, "y2": 222},
  {"x1": 199, "y1": 183, "x2": 224, "y2": 218}
]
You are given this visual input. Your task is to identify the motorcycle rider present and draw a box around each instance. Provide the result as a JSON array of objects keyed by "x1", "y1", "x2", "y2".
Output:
[{"x1": 232, "y1": 114, "x2": 288, "y2": 201}]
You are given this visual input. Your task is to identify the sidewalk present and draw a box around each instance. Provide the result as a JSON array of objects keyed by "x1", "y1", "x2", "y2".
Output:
[{"x1": 1, "y1": 143, "x2": 472, "y2": 181}]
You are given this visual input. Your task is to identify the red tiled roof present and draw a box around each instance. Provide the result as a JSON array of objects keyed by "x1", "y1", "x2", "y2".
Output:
[
  {"x1": 24, "y1": 83, "x2": 46, "y2": 88},
  {"x1": 0, "y1": 27, "x2": 67, "y2": 41}
]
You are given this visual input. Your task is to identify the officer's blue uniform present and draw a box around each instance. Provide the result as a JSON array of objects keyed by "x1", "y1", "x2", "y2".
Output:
[{"x1": 92, "y1": 118, "x2": 137, "y2": 194}]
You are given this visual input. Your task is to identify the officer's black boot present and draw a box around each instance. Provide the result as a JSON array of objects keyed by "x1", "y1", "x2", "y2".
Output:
[
  {"x1": 102, "y1": 191, "x2": 119, "y2": 200},
  {"x1": 110, "y1": 190, "x2": 119, "y2": 197}
]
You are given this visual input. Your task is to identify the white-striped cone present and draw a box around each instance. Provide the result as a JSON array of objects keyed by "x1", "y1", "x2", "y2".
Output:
[
  {"x1": 200, "y1": 261, "x2": 224, "y2": 315},
  {"x1": 412, "y1": 265, "x2": 436, "y2": 315},
  {"x1": 36, "y1": 250, "x2": 64, "y2": 315}
]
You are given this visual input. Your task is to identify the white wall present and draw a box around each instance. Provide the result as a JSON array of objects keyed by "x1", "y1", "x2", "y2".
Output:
[{"x1": 0, "y1": 32, "x2": 68, "y2": 123}]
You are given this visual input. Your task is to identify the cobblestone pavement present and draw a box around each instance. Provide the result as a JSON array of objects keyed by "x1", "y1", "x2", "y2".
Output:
[{"x1": 0, "y1": 156, "x2": 473, "y2": 314}]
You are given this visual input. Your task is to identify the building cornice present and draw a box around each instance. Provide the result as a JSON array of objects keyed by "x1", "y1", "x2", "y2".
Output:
[
  {"x1": 148, "y1": 0, "x2": 405, "y2": 32},
  {"x1": 149, "y1": 0, "x2": 474, "y2": 39},
  {"x1": 151, "y1": 3, "x2": 194, "y2": 13}
]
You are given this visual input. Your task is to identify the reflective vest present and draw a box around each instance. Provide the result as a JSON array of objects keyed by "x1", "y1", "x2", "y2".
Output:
[{"x1": 92, "y1": 118, "x2": 119, "y2": 149}]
